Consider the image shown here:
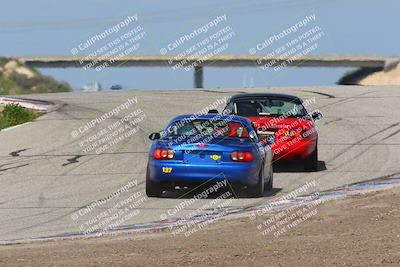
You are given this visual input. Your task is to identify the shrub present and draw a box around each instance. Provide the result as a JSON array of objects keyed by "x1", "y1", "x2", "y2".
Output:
[{"x1": 0, "y1": 104, "x2": 42, "y2": 129}]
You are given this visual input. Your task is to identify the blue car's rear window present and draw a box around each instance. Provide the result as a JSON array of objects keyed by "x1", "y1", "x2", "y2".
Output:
[{"x1": 163, "y1": 119, "x2": 250, "y2": 139}]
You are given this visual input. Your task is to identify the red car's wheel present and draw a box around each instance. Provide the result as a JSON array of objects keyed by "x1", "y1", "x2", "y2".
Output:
[{"x1": 304, "y1": 146, "x2": 318, "y2": 172}]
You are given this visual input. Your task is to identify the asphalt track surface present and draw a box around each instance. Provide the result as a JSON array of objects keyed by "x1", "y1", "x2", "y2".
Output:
[{"x1": 1, "y1": 86, "x2": 400, "y2": 243}]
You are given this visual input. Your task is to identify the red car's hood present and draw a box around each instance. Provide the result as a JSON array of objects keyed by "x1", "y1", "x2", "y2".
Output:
[
  {"x1": 245, "y1": 116, "x2": 317, "y2": 145},
  {"x1": 246, "y1": 116, "x2": 314, "y2": 130}
]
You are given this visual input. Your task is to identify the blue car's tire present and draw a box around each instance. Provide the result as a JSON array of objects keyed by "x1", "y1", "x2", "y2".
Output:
[
  {"x1": 247, "y1": 169, "x2": 264, "y2": 198},
  {"x1": 145, "y1": 168, "x2": 163, "y2": 197},
  {"x1": 264, "y1": 165, "x2": 273, "y2": 191}
]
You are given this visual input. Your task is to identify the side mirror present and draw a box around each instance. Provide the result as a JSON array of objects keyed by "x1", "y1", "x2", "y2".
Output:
[
  {"x1": 149, "y1": 132, "x2": 161, "y2": 140},
  {"x1": 208, "y1": 109, "x2": 219, "y2": 114},
  {"x1": 311, "y1": 111, "x2": 323, "y2": 121}
]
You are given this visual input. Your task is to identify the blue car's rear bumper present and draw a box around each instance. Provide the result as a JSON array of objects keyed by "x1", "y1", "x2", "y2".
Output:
[{"x1": 148, "y1": 160, "x2": 260, "y2": 186}]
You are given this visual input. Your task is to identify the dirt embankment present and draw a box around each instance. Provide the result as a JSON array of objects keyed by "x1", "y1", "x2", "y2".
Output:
[
  {"x1": 0, "y1": 186, "x2": 399, "y2": 266},
  {"x1": 0, "y1": 57, "x2": 71, "y2": 95},
  {"x1": 358, "y1": 64, "x2": 400, "y2": 85},
  {"x1": 339, "y1": 63, "x2": 400, "y2": 86}
]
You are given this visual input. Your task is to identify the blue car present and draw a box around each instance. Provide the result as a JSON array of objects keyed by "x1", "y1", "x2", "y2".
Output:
[{"x1": 146, "y1": 114, "x2": 274, "y2": 197}]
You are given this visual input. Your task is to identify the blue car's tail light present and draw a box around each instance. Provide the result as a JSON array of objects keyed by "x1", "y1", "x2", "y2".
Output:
[
  {"x1": 231, "y1": 151, "x2": 253, "y2": 162},
  {"x1": 153, "y1": 149, "x2": 174, "y2": 160}
]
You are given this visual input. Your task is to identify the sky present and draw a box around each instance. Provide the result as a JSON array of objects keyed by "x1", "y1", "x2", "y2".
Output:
[{"x1": 0, "y1": 0, "x2": 398, "y2": 90}]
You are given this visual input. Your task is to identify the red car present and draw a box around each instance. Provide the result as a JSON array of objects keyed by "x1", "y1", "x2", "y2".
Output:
[{"x1": 222, "y1": 93, "x2": 322, "y2": 171}]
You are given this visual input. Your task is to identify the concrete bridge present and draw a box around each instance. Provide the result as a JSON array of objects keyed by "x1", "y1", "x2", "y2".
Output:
[{"x1": 16, "y1": 55, "x2": 400, "y2": 88}]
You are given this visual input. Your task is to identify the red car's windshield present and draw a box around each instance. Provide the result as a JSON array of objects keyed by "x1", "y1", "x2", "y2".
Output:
[{"x1": 229, "y1": 98, "x2": 307, "y2": 118}]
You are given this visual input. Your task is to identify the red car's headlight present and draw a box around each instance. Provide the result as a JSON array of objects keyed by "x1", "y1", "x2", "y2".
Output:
[{"x1": 301, "y1": 126, "x2": 316, "y2": 139}]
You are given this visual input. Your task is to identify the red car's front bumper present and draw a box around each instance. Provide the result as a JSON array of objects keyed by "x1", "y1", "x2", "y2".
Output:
[
  {"x1": 248, "y1": 116, "x2": 318, "y2": 161},
  {"x1": 271, "y1": 139, "x2": 317, "y2": 160}
]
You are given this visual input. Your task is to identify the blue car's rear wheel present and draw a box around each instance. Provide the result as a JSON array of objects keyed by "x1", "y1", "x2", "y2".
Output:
[
  {"x1": 246, "y1": 169, "x2": 264, "y2": 198},
  {"x1": 145, "y1": 168, "x2": 163, "y2": 197},
  {"x1": 264, "y1": 165, "x2": 273, "y2": 191}
]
